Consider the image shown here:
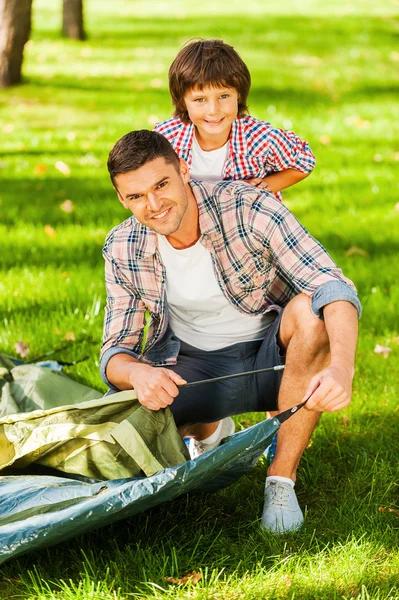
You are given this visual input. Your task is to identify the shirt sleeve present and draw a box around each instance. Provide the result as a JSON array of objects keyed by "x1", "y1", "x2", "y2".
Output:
[
  {"x1": 249, "y1": 195, "x2": 361, "y2": 317},
  {"x1": 100, "y1": 248, "x2": 147, "y2": 386},
  {"x1": 264, "y1": 127, "x2": 316, "y2": 174}
]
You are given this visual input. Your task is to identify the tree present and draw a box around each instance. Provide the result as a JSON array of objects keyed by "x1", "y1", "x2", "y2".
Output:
[
  {"x1": 0, "y1": 0, "x2": 33, "y2": 88},
  {"x1": 62, "y1": 0, "x2": 86, "y2": 41}
]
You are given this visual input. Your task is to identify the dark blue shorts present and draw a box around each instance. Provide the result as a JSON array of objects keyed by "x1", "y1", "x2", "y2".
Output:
[{"x1": 169, "y1": 310, "x2": 285, "y2": 427}]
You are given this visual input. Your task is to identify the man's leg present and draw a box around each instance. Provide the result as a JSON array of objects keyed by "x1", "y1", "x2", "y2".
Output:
[{"x1": 261, "y1": 293, "x2": 330, "y2": 532}]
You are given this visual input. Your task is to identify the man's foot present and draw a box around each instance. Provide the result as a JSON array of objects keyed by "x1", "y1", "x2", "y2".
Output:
[
  {"x1": 261, "y1": 476, "x2": 304, "y2": 533},
  {"x1": 188, "y1": 417, "x2": 235, "y2": 459}
]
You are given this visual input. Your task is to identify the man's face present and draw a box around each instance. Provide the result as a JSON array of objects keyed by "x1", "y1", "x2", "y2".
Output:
[{"x1": 114, "y1": 157, "x2": 190, "y2": 236}]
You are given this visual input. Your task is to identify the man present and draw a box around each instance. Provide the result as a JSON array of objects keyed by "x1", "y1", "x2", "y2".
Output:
[{"x1": 101, "y1": 130, "x2": 361, "y2": 533}]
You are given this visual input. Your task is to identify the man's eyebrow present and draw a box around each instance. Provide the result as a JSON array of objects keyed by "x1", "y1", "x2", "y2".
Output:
[{"x1": 126, "y1": 176, "x2": 169, "y2": 199}]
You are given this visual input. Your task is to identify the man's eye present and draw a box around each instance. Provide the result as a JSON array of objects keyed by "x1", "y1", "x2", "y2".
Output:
[
  {"x1": 130, "y1": 195, "x2": 141, "y2": 201},
  {"x1": 157, "y1": 181, "x2": 167, "y2": 189}
]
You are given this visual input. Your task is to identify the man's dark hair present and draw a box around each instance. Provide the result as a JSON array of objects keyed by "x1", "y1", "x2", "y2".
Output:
[
  {"x1": 107, "y1": 130, "x2": 180, "y2": 185},
  {"x1": 169, "y1": 39, "x2": 251, "y2": 123}
]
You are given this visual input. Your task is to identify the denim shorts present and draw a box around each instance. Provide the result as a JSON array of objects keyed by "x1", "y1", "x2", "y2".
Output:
[{"x1": 169, "y1": 309, "x2": 285, "y2": 427}]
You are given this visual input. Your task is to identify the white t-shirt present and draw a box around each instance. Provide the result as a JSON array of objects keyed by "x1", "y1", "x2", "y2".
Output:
[
  {"x1": 157, "y1": 235, "x2": 274, "y2": 351},
  {"x1": 190, "y1": 134, "x2": 229, "y2": 181}
]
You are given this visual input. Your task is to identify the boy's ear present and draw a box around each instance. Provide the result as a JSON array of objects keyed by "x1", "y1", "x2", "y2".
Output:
[
  {"x1": 179, "y1": 158, "x2": 190, "y2": 183},
  {"x1": 115, "y1": 187, "x2": 128, "y2": 209}
]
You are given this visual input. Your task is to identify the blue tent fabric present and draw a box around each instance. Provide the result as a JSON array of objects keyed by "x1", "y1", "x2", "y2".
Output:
[{"x1": 0, "y1": 417, "x2": 280, "y2": 565}]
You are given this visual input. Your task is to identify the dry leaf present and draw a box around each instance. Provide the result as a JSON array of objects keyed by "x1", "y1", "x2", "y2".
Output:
[
  {"x1": 44, "y1": 224, "x2": 57, "y2": 238},
  {"x1": 55, "y1": 160, "x2": 71, "y2": 176},
  {"x1": 165, "y1": 571, "x2": 202, "y2": 585},
  {"x1": 373, "y1": 154, "x2": 383, "y2": 162},
  {"x1": 374, "y1": 344, "x2": 391, "y2": 358},
  {"x1": 392, "y1": 152, "x2": 399, "y2": 162},
  {"x1": 345, "y1": 115, "x2": 370, "y2": 129},
  {"x1": 345, "y1": 246, "x2": 368, "y2": 257},
  {"x1": 319, "y1": 135, "x2": 331, "y2": 145},
  {"x1": 391, "y1": 52, "x2": 399, "y2": 62},
  {"x1": 34, "y1": 164, "x2": 48, "y2": 176},
  {"x1": 150, "y1": 78, "x2": 163, "y2": 88},
  {"x1": 392, "y1": 337, "x2": 399, "y2": 345},
  {"x1": 60, "y1": 199, "x2": 74, "y2": 213},
  {"x1": 14, "y1": 341, "x2": 30, "y2": 358},
  {"x1": 341, "y1": 416, "x2": 350, "y2": 426},
  {"x1": 394, "y1": 203, "x2": 399, "y2": 212},
  {"x1": 54, "y1": 328, "x2": 62, "y2": 336},
  {"x1": 64, "y1": 331, "x2": 76, "y2": 341},
  {"x1": 379, "y1": 506, "x2": 399, "y2": 516}
]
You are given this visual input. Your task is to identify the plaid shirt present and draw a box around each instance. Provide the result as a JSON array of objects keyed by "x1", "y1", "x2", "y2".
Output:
[
  {"x1": 154, "y1": 116, "x2": 316, "y2": 201},
  {"x1": 101, "y1": 181, "x2": 360, "y2": 377}
]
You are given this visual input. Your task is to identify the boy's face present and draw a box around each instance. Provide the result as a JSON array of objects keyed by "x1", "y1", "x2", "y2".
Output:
[{"x1": 184, "y1": 85, "x2": 239, "y2": 143}]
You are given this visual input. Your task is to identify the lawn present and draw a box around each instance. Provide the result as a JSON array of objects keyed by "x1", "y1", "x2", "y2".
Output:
[{"x1": 0, "y1": 0, "x2": 398, "y2": 597}]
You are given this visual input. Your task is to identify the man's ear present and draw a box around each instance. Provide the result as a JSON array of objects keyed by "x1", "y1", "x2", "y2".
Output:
[
  {"x1": 114, "y1": 187, "x2": 128, "y2": 210},
  {"x1": 179, "y1": 158, "x2": 190, "y2": 184}
]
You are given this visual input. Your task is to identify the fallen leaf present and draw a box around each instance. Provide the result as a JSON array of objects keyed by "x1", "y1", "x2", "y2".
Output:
[
  {"x1": 60, "y1": 199, "x2": 74, "y2": 213},
  {"x1": 345, "y1": 246, "x2": 368, "y2": 257},
  {"x1": 147, "y1": 114, "x2": 160, "y2": 126},
  {"x1": 379, "y1": 506, "x2": 399, "y2": 516},
  {"x1": 14, "y1": 341, "x2": 30, "y2": 358},
  {"x1": 165, "y1": 571, "x2": 202, "y2": 585},
  {"x1": 392, "y1": 337, "x2": 399, "y2": 345},
  {"x1": 319, "y1": 135, "x2": 331, "y2": 145},
  {"x1": 394, "y1": 202, "x2": 399, "y2": 212},
  {"x1": 44, "y1": 224, "x2": 57, "y2": 238},
  {"x1": 55, "y1": 160, "x2": 71, "y2": 176},
  {"x1": 374, "y1": 344, "x2": 391, "y2": 358},
  {"x1": 341, "y1": 416, "x2": 350, "y2": 426},
  {"x1": 150, "y1": 78, "x2": 163, "y2": 88},
  {"x1": 391, "y1": 51, "x2": 399, "y2": 62},
  {"x1": 392, "y1": 152, "x2": 399, "y2": 162},
  {"x1": 54, "y1": 328, "x2": 62, "y2": 336},
  {"x1": 373, "y1": 153, "x2": 383, "y2": 162},
  {"x1": 64, "y1": 331, "x2": 76, "y2": 341},
  {"x1": 34, "y1": 164, "x2": 48, "y2": 176},
  {"x1": 345, "y1": 115, "x2": 370, "y2": 129}
]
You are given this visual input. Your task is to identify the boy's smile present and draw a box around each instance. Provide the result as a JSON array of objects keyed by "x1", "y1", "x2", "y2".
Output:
[{"x1": 184, "y1": 85, "x2": 239, "y2": 150}]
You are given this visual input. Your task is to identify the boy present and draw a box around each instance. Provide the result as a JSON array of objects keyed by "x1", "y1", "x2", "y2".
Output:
[{"x1": 154, "y1": 39, "x2": 316, "y2": 201}]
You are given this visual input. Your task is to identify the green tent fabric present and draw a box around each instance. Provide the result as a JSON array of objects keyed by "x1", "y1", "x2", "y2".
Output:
[
  {"x1": 0, "y1": 356, "x2": 189, "y2": 479},
  {"x1": 0, "y1": 355, "x2": 282, "y2": 564}
]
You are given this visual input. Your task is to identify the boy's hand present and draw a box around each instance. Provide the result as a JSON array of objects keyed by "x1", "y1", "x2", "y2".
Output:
[{"x1": 247, "y1": 177, "x2": 273, "y2": 192}]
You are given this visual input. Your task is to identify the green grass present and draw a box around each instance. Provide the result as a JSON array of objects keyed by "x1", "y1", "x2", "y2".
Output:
[{"x1": 0, "y1": 0, "x2": 398, "y2": 597}]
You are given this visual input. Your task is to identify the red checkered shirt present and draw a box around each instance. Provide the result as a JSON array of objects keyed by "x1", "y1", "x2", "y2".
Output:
[
  {"x1": 154, "y1": 115, "x2": 316, "y2": 201},
  {"x1": 101, "y1": 181, "x2": 359, "y2": 376}
]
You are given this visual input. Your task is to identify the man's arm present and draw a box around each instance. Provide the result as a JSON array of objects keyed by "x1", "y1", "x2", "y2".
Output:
[{"x1": 304, "y1": 300, "x2": 358, "y2": 412}]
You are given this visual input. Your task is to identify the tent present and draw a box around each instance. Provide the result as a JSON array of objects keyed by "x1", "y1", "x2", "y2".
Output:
[{"x1": 0, "y1": 355, "x2": 293, "y2": 565}]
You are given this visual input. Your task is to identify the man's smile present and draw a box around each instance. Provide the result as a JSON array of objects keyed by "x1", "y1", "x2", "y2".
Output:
[{"x1": 151, "y1": 206, "x2": 172, "y2": 221}]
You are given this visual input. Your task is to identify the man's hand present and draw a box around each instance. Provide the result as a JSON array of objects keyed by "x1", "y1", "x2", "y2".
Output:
[
  {"x1": 129, "y1": 362, "x2": 186, "y2": 411},
  {"x1": 303, "y1": 364, "x2": 354, "y2": 412}
]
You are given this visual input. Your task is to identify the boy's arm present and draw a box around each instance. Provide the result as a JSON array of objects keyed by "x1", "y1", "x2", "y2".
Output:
[
  {"x1": 247, "y1": 125, "x2": 316, "y2": 194},
  {"x1": 248, "y1": 169, "x2": 310, "y2": 193}
]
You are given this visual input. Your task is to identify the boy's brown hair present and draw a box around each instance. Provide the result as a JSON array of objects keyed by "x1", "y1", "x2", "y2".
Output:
[{"x1": 169, "y1": 39, "x2": 251, "y2": 123}]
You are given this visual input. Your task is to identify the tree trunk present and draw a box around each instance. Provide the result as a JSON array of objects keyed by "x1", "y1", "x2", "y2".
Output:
[
  {"x1": 62, "y1": 0, "x2": 86, "y2": 41},
  {"x1": 0, "y1": 0, "x2": 33, "y2": 88}
]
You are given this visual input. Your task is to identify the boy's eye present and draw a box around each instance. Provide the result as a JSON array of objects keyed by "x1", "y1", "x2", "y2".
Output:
[
  {"x1": 220, "y1": 94, "x2": 230, "y2": 99},
  {"x1": 193, "y1": 97, "x2": 204, "y2": 103}
]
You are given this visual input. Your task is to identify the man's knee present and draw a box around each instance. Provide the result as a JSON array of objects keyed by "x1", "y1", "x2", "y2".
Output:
[{"x1": 281, "y1": 293, "x2": 329, "y2": 350}]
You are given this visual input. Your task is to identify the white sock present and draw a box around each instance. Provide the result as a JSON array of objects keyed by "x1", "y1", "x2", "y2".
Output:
[
  {"x1": 199, "y1": 420, "x2": 223, "y2": 445},
  {"x1": 266, "y1": 475, "x2": 295, "y2": 488}
]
